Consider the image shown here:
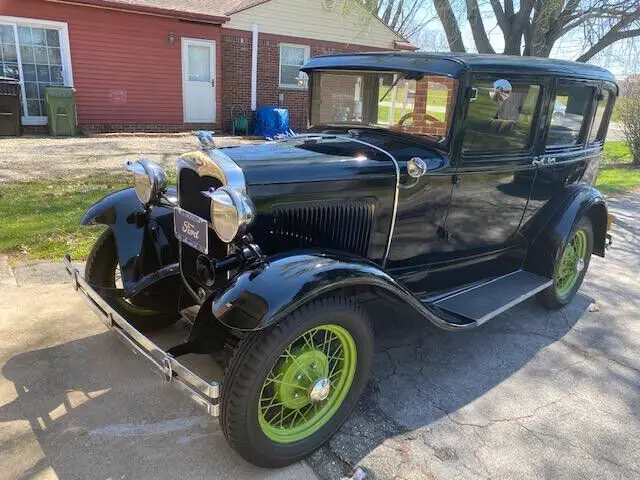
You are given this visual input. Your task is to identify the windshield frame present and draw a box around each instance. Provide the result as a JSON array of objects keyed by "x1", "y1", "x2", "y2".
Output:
[{"x1": 307, "y1": 69, "x2": 458, "y2": 146}]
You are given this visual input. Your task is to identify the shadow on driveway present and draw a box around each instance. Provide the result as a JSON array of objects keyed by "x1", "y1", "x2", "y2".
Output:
[{"x1": 1, "y1": 293, "x2": 589, "y2": 479}]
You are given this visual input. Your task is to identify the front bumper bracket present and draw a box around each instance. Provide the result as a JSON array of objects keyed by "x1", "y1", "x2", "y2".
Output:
[{"x1": 63, "y1": 255, "x2": 220, "y2": 417}]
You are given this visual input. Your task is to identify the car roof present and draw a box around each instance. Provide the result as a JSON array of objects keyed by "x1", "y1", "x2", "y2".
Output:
[{"x1": 302, "y1": 51, "x2": 618, "y2": 86}]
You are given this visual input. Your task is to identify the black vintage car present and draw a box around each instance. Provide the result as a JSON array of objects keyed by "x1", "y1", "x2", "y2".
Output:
[{"x1": 65, "y1": 52, "x2": 616, "y2": 467}]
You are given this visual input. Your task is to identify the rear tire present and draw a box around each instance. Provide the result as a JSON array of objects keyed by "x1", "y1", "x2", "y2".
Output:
[
  {"x1": 85, "y1": 228, "x2": 179, "y2": 332},
  {"x1": 220, "y1": 296, "x2": 373, "y2": 468},
  {"x1": 537, "y1": 217, "x2": 593, "y2": 310}
]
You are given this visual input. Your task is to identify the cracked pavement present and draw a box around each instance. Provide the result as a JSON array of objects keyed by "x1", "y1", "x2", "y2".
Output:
[
  {"x1": 309, "y1": 194, "x2": 640, "y2": 480},
  {"x1": 0, "y1": 194, "x2": 638, "y2": 479}
]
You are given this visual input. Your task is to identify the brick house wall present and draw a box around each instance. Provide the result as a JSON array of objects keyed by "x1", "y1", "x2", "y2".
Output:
[
  {"x1": 3, "y1": 0, "x2": 223, "y2": 134},
  {"x1": 222, "y1": 29, "x2": 388, "y2": 132}
]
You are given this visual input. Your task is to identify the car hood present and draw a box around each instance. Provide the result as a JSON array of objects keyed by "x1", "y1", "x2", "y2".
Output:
[{"x1": 220, "y1": 136, "x2": 395, "y2": 186}]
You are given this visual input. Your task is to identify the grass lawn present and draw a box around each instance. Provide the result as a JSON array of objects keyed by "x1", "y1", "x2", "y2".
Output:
[
  {"x1": 596, "y1": 167, "x2": 640, "y2": 194},
  {"x1": 597, "y1": 141, "x2": 640, "y2": 194},
  {"x1": 0, "y1": 174, "x2": 130, "y2": 261},
  {"x1": 377, "y1": 105, "x2": 446, "y2": 124},
  {"x1": 0, "y1": 141, "x2": 637, "y2": 263},
  {"x1": 602, "y1": 140, "x2": 633, "y2": 165}
]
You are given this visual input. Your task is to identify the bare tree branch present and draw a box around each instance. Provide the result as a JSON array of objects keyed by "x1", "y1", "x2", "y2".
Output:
[
  {"x1": 490, "y1": 0, "x2": 509, "y2": 32},
  {"x1": 391, "y1": 0, "x2": 406, "y2": 29},
  {"x1": 577, "y1": 28, "x2": 640, "y2": 60},
  {"x1": 433, "y1": 0, "x2": 467, "y2": 52},
  {"x1": 466, "y1": 0, "x2": 496, "y2": 53}
]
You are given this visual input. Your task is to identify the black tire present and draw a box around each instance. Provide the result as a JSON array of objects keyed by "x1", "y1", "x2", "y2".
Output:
[
  {"x1": 537, "y1": 216, "x2": 594, "y2": 310},
  {"x1": 220, "y1": 296, "x2": 373, "y2": 468},
  {"x1": 85, "y1": 228, "x2": 178, "y2": 332}
]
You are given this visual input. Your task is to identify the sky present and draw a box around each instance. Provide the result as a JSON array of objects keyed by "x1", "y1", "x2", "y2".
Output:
[{"x1": 410, "y1": 5, "x2": 639, "y2": 79}]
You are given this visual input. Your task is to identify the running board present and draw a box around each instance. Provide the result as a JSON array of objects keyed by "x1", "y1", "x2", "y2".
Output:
[{"x1": 432, "y1": 270, "x2": 552, "y2": 326}]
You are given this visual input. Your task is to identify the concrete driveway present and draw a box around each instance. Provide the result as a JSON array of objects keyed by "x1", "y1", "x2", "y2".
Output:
[{"x1": 1, "y1": 194, "x2": 638, "y2": 479}]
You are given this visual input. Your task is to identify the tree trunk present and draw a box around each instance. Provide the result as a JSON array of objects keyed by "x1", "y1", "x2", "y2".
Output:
[
  {"x1": 390, "y1": 0, "x2": 405, "y2": 29},
  {"x1": 433, "y1": 0, "x2": 466, "y2": 52},
  {"x1": 466, "y1": 0, "x2": 495, "y2": 53}
]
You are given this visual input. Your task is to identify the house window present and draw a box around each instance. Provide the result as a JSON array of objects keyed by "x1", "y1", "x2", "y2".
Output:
[
  {"x1": 0, "y1": 17, "x2": 73, "y2": 125},
  {"x1": 279, "y1": 43, "x2": 309, "y2": 89}
]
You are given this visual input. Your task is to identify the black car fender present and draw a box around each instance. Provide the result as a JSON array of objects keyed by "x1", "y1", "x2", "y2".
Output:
[
  {"x1": 525, "y1": 184, "x2": 608, "y2": 278},
  {"x1": 81, "y1": 187, "x2": 178, "y2": 292},
  {"x1": 209, "y1": 250, "x2": 467, "y2": 332}
]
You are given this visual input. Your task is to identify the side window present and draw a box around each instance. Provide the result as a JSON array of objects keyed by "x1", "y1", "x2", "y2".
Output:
[
  {"x1": 463, "y1": 78, "x2": 541, "y2": 153},
  {"x1": 546, "y1": 85, "x2": 595, "y2": 147},
  {"x1": 588, "y1": 89, "x2": 611, "y2": 143}
]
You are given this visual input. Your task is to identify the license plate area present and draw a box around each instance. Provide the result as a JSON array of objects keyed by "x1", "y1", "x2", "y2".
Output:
[{"x1": 174, "y1": 208, "x2": 209, "y2": 254}]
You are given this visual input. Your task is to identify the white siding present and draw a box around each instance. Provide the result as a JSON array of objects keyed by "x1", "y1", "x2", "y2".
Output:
[{"x1": 225, "y1": 0, "x2": 403, "y2": 49}]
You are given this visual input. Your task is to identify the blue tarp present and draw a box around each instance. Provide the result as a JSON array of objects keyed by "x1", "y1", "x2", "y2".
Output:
[{"x1": 253, "y1": 107, "x2": 294, "y2": 139}]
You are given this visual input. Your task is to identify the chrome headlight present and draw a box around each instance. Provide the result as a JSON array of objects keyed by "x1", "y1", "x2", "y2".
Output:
[
  {"x1": 204, "y1": 187, "x2": 254, "y2": 243},
  {"x1": 124, "y1": 159, "x2": 168, "y2": 205}
]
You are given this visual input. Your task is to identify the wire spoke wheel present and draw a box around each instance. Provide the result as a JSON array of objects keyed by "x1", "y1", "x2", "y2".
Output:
[
  {"x1": 258, "y1": 324, "x2": 357, "y2": 444},
  {"x1": 85, "y1": 228, "x2": 177, "y2": 331},
  {"x1": 555, "y1": 229, "x2": 588, "y2": 297}
]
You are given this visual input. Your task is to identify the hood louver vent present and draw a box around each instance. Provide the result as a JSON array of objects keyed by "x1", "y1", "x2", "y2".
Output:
[{"x1": 259, "y1": 200, "x2": 375, "y2": 258}]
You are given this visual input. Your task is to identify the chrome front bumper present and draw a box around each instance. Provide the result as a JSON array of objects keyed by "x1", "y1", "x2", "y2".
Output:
[{"x1": 63, "y1": 255, "x2": 220, "y2": 417}]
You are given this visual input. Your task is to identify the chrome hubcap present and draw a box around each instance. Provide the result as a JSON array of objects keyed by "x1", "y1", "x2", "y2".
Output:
[{"x1": 309, "y1": 378, "x2": 331, "y2": 403}]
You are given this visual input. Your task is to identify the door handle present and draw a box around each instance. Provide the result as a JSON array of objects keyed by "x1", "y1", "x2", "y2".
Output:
[
  {"x1": 211, "y1": 78, "x2": 215, "y2": 87},
  {"x1": 532, "y1": 156, "x2": 557, "y2": 166}
]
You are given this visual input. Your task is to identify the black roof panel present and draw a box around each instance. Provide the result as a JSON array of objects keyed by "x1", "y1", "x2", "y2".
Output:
[{"x1": 302, "y1": 51, "x2": 617, "y2": 85}]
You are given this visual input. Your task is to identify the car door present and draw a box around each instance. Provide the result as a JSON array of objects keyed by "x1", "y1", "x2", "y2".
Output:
[
  {"x1": 520, "y1": 78, "x2": 606, "y2": 236},
  {"x1": 441, "y1": 74, "x2": 546, "y2": 286}
]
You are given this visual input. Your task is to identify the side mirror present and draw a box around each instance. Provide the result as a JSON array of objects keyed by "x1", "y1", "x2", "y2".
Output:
[{"x1": 490, "y1": 79, "x2": 512, "y2": 104}]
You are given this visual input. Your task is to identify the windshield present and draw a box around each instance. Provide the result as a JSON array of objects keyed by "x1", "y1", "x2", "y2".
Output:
[{"x1": 310, "y1": 70, "x2": 457, "y2": 142}]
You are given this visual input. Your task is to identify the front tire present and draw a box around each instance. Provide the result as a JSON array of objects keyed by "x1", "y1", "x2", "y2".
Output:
[
  {"x1": 537, "y1": 217, "x2": 593, "y2": 309},
  {"x1": 85, "y1": 228, "x2": 179, "y2": 332},
  {"x1": 220, "y1": 296, "x2": 373, "y2": 468}
]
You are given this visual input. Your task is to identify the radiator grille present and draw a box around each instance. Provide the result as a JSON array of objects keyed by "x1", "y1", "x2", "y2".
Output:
[
  {"x1": 258, "y1": 200, "x2": 375, "y2": 258},
  {"x1": 178, "y1": 168, "x2": 226, "y2": 289}
]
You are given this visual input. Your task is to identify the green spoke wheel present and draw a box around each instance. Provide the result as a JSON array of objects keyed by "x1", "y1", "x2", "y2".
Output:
[
  {"x1": 258, "y1": 325, "x2": 357, "y2": 443},
  {"x1": 220, "y1": 297, "x2": 373, "y2": 468},
  {"x1": 555, "y1": 229, "x2": 588, "y2": 297},
  {"x1": 538, "y1": 217, "x2": 593, "y2": 310}
]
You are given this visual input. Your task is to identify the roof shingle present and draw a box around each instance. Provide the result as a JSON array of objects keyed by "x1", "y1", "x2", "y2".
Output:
[{"x1": 62, "y1": 0, "x2": 270, "y2": 20}]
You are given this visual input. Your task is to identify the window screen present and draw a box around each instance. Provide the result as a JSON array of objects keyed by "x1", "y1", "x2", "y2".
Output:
[
  {"x1": 588, "y1": 89, "x2": 610, "y2": 143},
  {"x1": 547, "y1": 86, "x2": 594, "y2": 146},
  {"x1": 0, "y1": 23, "x2": 66, "y2": 119},
  {"x1": 463, "y1": 79, "x2": 540, "y2": 153},
  {"x1": 279, "y1": 44, "x2": 309, "y2": 88}
]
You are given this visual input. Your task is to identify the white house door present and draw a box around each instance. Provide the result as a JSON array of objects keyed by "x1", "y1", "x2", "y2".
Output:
[{"x1": 182, "y1": 38, "x2": 216, "y2": 123}]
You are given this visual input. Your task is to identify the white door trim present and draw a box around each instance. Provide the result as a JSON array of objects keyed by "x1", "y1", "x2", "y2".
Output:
[
  {"x1": 181, "y1": 37, "x2": 216, "y2": 124},
  {"x1": 0, "y1": 15, "x2": 74, "y2": 125}
]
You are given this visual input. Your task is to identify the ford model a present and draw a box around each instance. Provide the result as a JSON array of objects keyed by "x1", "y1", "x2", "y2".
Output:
[{"x1": 64, "y1": 53, "x2": 616, "y2": 467}]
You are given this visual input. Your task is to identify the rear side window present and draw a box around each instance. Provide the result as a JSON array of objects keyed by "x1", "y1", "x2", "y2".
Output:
[
  {"x1": 588, "y1": 89, "x2": 611, "y2": 143},
  {"x1": 547, "y1": 85, "x2": 595, "y2": 146},
  {"x1": 463, "y1": 79, "x2": 541, "y2": 153}
]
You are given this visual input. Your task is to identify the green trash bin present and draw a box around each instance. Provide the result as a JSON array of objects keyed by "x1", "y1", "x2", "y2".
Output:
[{"x1": 45, "y1": 86, "x2": 77, "y2": 136}]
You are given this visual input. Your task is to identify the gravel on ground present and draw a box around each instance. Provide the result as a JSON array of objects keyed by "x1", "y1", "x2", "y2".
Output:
[{"x1": 0, "y1": 134, "x2": 260, "y2": 182}]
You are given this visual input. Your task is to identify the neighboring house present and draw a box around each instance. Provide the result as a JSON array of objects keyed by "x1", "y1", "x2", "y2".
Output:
[{"x1": 0, "y1": 0, "x2": 413, "y2": 133}]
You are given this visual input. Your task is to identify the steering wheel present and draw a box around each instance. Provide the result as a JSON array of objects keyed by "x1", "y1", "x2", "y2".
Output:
[{"x1": 397, "y1": 113, "x2": 442, "y2": 127}]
